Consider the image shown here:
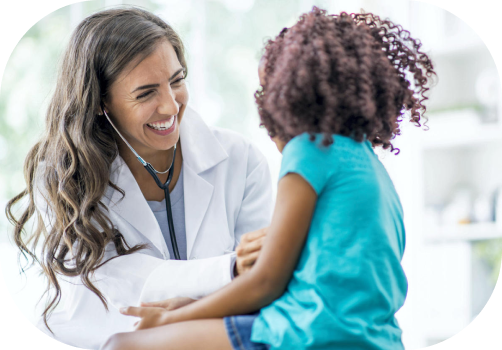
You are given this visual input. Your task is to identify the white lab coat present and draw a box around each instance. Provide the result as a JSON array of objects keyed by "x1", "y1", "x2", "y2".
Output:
[{"x1": 35, "y1": 107, "x2": 273, "y2": 349}]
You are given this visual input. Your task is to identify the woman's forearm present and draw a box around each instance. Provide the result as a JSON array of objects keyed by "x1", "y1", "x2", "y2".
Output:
[
  {"x1": 139, "y1": 254, "x2": 234, "y2": 303},
  {"x1": 167, "y1": 268, "x2": 281, "y2": 323}
]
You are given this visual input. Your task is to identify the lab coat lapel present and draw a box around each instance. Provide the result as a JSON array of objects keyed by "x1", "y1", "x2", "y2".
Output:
[
  {"x1": 183, "y1": 164, "x2": 213, "y2": 258},
  {"x1": 180, "y1": 107, "x2": 228, "y2": 258},
  {"x1": 107, "y1": 157, "x2": 167, "y2": 256}
]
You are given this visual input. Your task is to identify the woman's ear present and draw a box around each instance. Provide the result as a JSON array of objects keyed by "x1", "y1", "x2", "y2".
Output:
[{"x1": 98, "y1": 103, "x2": 108, "y2": 116}]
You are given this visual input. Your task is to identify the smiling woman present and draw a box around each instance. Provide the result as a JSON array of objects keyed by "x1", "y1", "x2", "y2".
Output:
[
  {"x1": 105, "y1": 41, "x2": 187, "y2": 158},
  {"x1": 5, "y1": 7, "x2": 273, "y2": 349},
  {"x1": 103, "y1": 40, "x2": 189, "y2": 201}
]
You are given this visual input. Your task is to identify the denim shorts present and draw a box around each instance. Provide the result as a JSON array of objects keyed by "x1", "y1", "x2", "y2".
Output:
[{"x1": 223, "y1": 312, "x2": 271, "y2": 350}]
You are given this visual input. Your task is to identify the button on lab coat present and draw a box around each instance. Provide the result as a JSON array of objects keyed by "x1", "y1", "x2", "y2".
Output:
[{"x1": 35, "y1": 107, "x2": 273, "y2": 349}]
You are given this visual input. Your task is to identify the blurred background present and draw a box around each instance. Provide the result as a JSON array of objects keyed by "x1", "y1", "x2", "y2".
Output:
[{"x1": 0, "y1": 0, "x2": 501, "y2": 349}]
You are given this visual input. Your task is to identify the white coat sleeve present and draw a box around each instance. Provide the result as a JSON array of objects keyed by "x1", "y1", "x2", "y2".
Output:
[
  {"x1": 32, "y1": 178, "x2": 142, "y2": 348},
  {"x1": 233, "y1": 142, "x2": 274, "y2": 245},
  {"x1": 32, "y1": 172, "x2": 235, "y2": 348},
  {"x1": 35, "y1": 198, "x2": 234, "y2": 348}
]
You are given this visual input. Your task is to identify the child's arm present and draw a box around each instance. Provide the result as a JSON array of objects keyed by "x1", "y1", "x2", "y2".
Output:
[{"x1": 122, "y1": 173, "x2": 316, "y2": 329}]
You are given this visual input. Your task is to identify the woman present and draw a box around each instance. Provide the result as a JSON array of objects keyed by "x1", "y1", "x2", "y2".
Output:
[{"x1": 5, "y1": 7, "x2": 272, "y2": 350}]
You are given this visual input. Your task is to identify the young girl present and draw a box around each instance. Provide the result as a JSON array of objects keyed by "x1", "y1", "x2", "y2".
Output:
[{"x1": 108, "y1": 7, "x2": 435, "y2": 350}]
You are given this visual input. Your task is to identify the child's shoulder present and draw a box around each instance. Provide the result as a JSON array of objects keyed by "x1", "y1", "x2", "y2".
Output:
[
  {"x1": 280, "y1": 133, "x2": 374, "y2": 194},
  {"x1": 284, "y1": 133, "x2": 369, "y2": 156}
]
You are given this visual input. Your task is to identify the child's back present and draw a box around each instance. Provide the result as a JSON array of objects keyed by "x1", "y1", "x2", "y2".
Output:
[{"x1": 252, "y1": 133, "x2": 407, "y2": 349}]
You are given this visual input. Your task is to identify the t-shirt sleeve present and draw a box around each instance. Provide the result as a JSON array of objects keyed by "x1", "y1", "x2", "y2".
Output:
[{"x1": 278, "y1": 134, "x2": 332, "y2": 195}]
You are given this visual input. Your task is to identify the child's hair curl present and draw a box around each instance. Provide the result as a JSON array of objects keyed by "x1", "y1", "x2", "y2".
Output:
[{"x1": 255, "y1": 7, "x2": 436, "y2": 152}]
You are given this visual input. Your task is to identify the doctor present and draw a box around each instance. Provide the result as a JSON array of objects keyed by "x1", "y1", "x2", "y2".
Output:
[{"x1": 5, "y1": 7, "x2": 272, "y2": 350}]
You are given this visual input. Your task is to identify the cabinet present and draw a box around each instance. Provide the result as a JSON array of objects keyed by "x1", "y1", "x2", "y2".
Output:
[
  {"x1": 417, "y1": 119, "x2": 502, "y2": 345},
  {"x1": 382, "y1": 3, "x2": 502, "y2": 348}
]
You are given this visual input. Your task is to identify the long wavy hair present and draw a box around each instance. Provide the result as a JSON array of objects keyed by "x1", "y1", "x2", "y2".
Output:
[
  {"x1": 5, "y1": 7, "x2": 187, "y2": 331},
  {"x1": 256, "y1": 7, "x2": 436, "y2": 152}
]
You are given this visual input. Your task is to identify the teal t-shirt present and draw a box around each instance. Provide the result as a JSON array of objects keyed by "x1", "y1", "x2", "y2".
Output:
[{"x1": 251, "y1": 133, "x2": 407, "y2": 350}]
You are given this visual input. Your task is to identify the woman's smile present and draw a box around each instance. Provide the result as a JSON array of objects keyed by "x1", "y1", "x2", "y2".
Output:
[{"x1": 146, "y1": 114, "x2": 177, "y2": 136}]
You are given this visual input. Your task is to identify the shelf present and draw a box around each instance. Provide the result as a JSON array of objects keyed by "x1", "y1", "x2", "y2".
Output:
[
  {"x1": 419, "y1": 115, "x2": 502, "y2": 150},
  {"x1": 424, "y1": 222, "x2": 502, "y2": 243}
]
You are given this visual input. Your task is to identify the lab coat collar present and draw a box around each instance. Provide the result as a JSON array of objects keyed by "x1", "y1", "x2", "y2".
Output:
[
  {"x1": 105, "y1": 106, "x2": 228, "y2": 257},
  {"x1": 179, "y1": 106, "x2": 228, "y2": 174}
]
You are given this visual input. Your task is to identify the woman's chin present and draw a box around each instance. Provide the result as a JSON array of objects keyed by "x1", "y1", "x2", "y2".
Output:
[{"x1": 150, "y1": 139, "x2": 179, "y2": 152}]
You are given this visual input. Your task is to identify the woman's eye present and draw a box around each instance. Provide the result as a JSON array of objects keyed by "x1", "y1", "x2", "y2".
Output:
[
  {"x1": 171, "y1": 77, "x2": 185, "y2": 86},
  {"x1": 136, "y1": 77, "x2": 184, "y2": 99},
  {"x1": 137, "y1": 91, "x2": 153, "y2": 99}
]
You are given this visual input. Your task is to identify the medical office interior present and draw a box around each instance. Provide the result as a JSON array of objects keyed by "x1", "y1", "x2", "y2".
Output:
[{"x1": 0, "y1": 0, "x2": 500, "y2": 349}]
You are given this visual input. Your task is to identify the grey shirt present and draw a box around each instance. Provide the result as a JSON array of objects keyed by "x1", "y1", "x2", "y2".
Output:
[{"x1": 147, "y1": 165, "x2": 187, "y2": 260}]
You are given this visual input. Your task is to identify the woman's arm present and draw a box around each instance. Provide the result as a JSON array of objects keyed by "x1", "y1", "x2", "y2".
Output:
[{"x1": 122, "y1": 173, "x2": 316, "y2": 328}]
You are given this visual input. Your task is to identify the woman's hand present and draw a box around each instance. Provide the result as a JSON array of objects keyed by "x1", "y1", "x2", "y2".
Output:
[
  {"x1": 119, "y1": 297, "x2": 196, "y2": 330},
  {"x1": 235, "y1": 227, "x2": 267, "y2": 276},
  {"x1": 120, "y1": 306, "x2": 172, "y2": 330},
  {"x1": 140, "y1": 296, "x2": 196, "y2": 311}
]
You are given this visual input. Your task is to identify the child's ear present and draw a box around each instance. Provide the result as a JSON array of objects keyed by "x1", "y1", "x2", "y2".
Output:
[{"x1": 272, "y1": 136, "x2": 286, "y2": 153}]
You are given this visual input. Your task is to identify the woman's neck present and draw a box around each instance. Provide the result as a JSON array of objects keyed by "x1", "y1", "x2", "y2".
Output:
[{"x1": 118, "y1": 139, "x2": 183, "y2": 201}]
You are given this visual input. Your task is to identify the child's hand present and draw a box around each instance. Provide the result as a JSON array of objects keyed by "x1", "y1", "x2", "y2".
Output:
[
  {"x1": 235, "y1": 227, "x2": 267, "y2": 276},
  {"x1": 140, "y1": 296, "x2": 196, "y2": 311}
]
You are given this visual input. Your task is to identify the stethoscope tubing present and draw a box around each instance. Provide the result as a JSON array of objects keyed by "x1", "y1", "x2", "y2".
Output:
[
  {"x1": 102, "y1": 108, "x2": 181, "y2": 260},
  {"x1": 144, "y1": 159, "x2": 181, "y2": 260}
]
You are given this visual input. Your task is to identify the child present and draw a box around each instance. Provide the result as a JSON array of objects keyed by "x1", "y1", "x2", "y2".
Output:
[{"x1": 108, "y1": 7, "x2": 435, "y2": 350}]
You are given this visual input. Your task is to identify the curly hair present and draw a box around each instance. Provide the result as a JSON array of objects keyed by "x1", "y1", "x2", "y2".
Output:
[{"x1": 255, "y1": 7, "x2": 436, "y2": 152}]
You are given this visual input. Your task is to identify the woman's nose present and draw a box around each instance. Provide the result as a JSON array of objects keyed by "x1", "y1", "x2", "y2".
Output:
[{"x1": 157, "y1": 88, "x2": 180, "y2": 116}]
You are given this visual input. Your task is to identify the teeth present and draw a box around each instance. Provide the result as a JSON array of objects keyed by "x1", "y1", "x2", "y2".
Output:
[{"x1": 147, "y1": 116, "x2": 175, "y2": 130}]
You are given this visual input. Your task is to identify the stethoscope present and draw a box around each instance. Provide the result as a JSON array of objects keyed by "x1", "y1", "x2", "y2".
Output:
[{"x1": 102, "y1": 108, "x2": 181, "y2": 260}]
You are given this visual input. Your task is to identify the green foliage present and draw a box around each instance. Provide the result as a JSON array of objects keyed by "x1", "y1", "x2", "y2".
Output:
[
  {"x1": 473, "y1": 239, "x2": 502, "y2": 285},
  {"x1": 204, "y1": 0, "x2": 303, "y2": 134},
  {"x1": 0, "y1": 5, "x2": 71, "y2": 238},
  {"x1": 0, "y1": 0, "x2": 173, "y2": 239}
]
